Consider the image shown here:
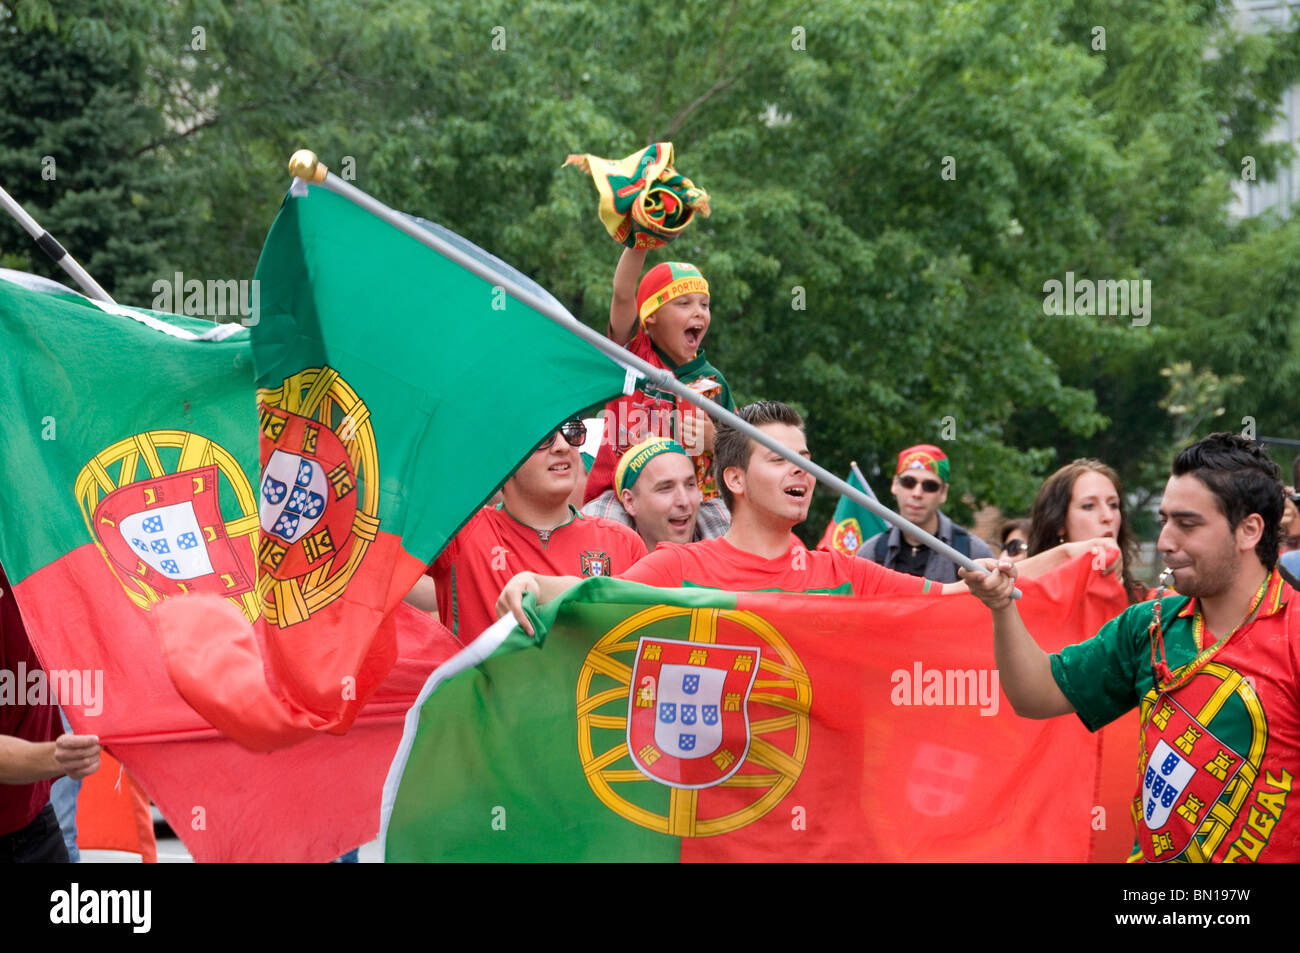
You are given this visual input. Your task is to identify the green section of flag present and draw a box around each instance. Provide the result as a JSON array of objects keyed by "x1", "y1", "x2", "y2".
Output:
[
  {"x1": 252, "y1": 187, "x2": 632, "y2": 562},
  {"x1": 833, "y1": 468, "x2": 890, "y2": 539},
  {"x1": 0, "y1": 279, "x2": 255, "y2": 584},
  {"x1": 384, "y1": 578, "x2": 735, "y2": 862}
]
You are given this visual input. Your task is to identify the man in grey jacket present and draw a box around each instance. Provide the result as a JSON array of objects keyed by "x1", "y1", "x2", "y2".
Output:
[{"x1": 860, "y1": 443, "x2": 992, "y2": 583}]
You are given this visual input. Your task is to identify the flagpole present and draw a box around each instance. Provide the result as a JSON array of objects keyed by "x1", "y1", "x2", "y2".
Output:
[
  {"x1": 849, "y1": 462, "x2": 873, "y2": 495},
  {"x1": 0, "y1": 184, "x2": 115, "y2": 302},
  {"x1": 287, "y1": 151, "x2": 1017, "y2": 597}
]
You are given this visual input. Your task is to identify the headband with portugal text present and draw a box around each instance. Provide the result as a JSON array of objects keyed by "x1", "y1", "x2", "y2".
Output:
[
  {"x1": 615, "y1": 437, "x2": 690, "y2": 495},
  {"x1": 563, "y1": 141, "x2": 711, "y2": 250},
  {"x1": 635, "y1": 261, "x2": 709, "y2": 326},
  {"x1": 897, "y1": 444, "x2": 950, "y2": 483}
]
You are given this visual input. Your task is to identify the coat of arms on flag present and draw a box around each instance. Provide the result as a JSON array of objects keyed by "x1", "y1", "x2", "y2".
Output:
[
  {"x1": 627, "y1": 637, "x2": 759, "y2": 788},
  {"x1": 575, "y1": 603, "x2": 811, "y2": 837},
  {"x1": 255, "y1": 367, "x2": 380, "y2": 626},
  {"x1": 77, "y1": 430, "x2": 261, "y2": 622},
  {"x1": 831, "y1": 517, "x2": 863, "y2": 556}
]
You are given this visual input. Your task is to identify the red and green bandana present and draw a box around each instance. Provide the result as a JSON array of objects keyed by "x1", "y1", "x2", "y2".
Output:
[
  {"x1": 564, "y1": 142, "x2": 711, "y2": 250},
  {"x1": 614, "y1": 437, "x2": 690, "y2": 495},
  {"x1": 635, "y1": 260, "x2": 709, "y2": 326},
  {"x1": 897, "y1": 444, "x2": 950, "y2": 483}
]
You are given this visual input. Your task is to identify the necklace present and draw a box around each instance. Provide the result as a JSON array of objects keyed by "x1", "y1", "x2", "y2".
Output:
[
  {"x1": 502, "y1": 503, "x2": 576, "y2": 547},
  {"x1": 1148, "y1": 573, "x2": 1269, "y2": 692}
]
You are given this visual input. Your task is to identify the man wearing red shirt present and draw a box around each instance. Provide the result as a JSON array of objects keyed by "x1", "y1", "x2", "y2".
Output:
[
  {"x1": 1, "y1": 566, "x2": 101, "y2": 863},
  {"x1": 498, "y1": 403, "x2": 962, "y2": 633},
  {"x1": 963, "y1": 433, "x2": 1300, "y2": 862},
  {"x1": 411, "y1": 419, "x2": 647, "y2": 644}
]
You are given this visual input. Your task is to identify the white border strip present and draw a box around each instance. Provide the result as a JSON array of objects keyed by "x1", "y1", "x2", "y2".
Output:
[{"x1": 377, "y1": 611, "x2": 522, "y2": 860}]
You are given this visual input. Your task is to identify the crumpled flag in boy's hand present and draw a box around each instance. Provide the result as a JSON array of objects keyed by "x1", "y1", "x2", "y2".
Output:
[{"x1": 564, "y1": 142, "x2": 710, "y2": 249}]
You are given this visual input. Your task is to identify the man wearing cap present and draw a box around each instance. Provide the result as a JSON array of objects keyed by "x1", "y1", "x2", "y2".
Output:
[
  {"x1": 861, "y1": 444, "x2": 993, "y2": 583},
  {"x1": 408, "y1": 419, "x2": 647, "y2": 644},
  {"x1": 583, "y1": 436, "x2": 730, "y2": 550},
  {"x1": 584, "y1": 247, "x2": 734, "y2": 507}
]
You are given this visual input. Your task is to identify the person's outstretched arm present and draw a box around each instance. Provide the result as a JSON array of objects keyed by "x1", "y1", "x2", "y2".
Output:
[
  {"x1": 958, "y1": 557, "x2": 1076, "y2": 719},
  {"x1": 609, "y1": 247, "x2": 648, "y2": 345}
]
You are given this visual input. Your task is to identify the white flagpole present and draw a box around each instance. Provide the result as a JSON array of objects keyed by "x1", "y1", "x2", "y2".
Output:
[
  {"x1": 0, "y1": 184, "x2": 114, "y2": 302},
  {"x1": 285, "y1": 151, "x2": 1016, "y2": 596}
]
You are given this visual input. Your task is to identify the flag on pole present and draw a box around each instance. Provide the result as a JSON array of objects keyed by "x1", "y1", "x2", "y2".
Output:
[
  {"x1": 0, "y1": 274, "x2": 464, "y2": 859},
  {"x1": 154, "y1": 183, "x2": 634, "y2": 751},
  {"x1": 383, "y1": 555, "x2": 1131, "y2": 861},
  {"x1": 0, "y1": 177, "x2": 635, "y2": 854},
  {"x1": 817, "y1": 465, "x2": 890, "y2": 556}
]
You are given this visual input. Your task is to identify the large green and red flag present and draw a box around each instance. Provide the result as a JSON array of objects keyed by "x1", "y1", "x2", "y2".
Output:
[
  {"x1": 0, "y1": 271, "x2": 463, "y2": 860},
  {"x1": 155, "y1": 182, "x2": 634, "y2": 750},
  {"x1": 383, "y1": 556, "x2": 1132, "y2": 861},
  {"x1": 0, "y1": 180, "x2": 633, "y2": 857},
  {"x1": 816, "y1": 467, "x2": 890, "y2": 556}
]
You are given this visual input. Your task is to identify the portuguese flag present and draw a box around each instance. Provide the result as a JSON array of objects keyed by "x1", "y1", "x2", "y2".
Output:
[
  {"x1": 817, "y1": 467, "x2": 890, "y2": 556},
  {"x1": 383, "y1": 556, "x2": 1131, "y2": 861},
  {"x1": 155, "y1": 183, "x2": 633, "y2": 750},
  {"x1": 0, "y1": 273, "x2": 461, "y2": 860},
  {"x1": 0, "y1": 181, "x2": 632, "y2": 856}
]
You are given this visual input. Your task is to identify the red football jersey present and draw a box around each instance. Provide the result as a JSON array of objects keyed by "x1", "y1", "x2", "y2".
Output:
[
  {"x1": 620, "y1": 536, "x2": 938, "y2": 596},
  {"x1": 428, "y1": 505, "x2": 647, "y2": 642}
]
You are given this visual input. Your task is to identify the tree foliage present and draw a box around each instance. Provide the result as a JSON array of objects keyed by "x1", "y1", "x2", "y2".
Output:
[{"x1": 5, "y1": 0, "x2": 1300, "y2": 539}]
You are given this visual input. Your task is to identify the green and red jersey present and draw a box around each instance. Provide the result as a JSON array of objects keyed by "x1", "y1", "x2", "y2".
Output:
[
  {"x1": 1052, "y1": 568, "x2": 1300, "y2": 862},
  {"x1": 585, "y1": 330, "x2": 733, "y2": 505},
  {"x1": 427, "y1": 504, "x2": 647, "y2": 642},
  {"x1": 620, "y1": 536, "x2": 939, "y2": 596}
]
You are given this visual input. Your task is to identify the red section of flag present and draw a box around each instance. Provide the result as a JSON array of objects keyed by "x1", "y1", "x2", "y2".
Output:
[
  {"x1": 677, "y1": 555, "x2": 1130, "y2": 861},
  {"x1": 15, "y1": 542, "x2": 458, "y2": 862}
]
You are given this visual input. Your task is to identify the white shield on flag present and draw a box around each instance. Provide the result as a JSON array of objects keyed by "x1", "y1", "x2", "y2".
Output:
[
  {"x1": 654, "y1": 663, "x2": 726, "y2": 759},
  {"x1": 117, "y1": 501, "x2": 215, "y2": 580},
  {"x1": 259, "y1": 449, "x2": 328, "y2": 545},
  {"x1": 1142, "y1": 739, "x2": 1197, "y2": 830}
]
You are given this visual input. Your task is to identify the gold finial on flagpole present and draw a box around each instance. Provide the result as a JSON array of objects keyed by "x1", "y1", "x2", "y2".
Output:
[{"x1": 288, "y1": 150, "x2": 328, "y2": 183}]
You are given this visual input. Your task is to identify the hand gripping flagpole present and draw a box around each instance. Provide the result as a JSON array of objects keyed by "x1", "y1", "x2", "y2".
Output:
[
  {"x1": 286, "y1": 150, "x2": 1018, "y2": 598},
  {"x1": 0, "y1": 183, "x2": 115, "y2": 302}
]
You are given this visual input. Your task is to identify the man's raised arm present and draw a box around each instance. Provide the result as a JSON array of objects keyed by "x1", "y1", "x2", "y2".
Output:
[{"x1": 957, "y1": 558, "x2": 1076, "y2": 719}]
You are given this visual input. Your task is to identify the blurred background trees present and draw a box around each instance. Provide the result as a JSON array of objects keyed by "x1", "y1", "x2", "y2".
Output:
[{"x1": 5, "y1": 0, "x2": 1300, "y2": 538}]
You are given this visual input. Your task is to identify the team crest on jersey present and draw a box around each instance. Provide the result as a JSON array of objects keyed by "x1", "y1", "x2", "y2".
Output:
[
  {"x1": 626, "y1": 637, "x2": 760, "y2": 788},
  {"x1": 831, "y1": 518, "x2": 863, "y2": 556},
  {"x1": 76, "y1": 431, "x2": 261, "y2": 623},
  {"x1": 580, "y1": 551, "x2": 610, "y2": 578},
  {"x1": 255, "y1": 367, "x2": 381, "y2": 627}
]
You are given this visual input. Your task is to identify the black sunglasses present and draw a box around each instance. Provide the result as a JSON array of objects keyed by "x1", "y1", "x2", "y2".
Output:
[
  {"x1": 1002, "y1": 538, "x2": 1029, "y2": 557},
  {"x1": 536, "y1": 419, "x2": 587, "y2": 451},
  {"x1": 898, "y1": 474, "x2": 943, "y2": 493}
]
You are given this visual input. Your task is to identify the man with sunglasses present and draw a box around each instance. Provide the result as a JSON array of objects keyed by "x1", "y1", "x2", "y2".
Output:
[
  {"x1": 861, "y1": 444, "x2": 992, "y2": 583},
  {"x1": 415, "y1": 418, "x2": 647, "y2": 644}
]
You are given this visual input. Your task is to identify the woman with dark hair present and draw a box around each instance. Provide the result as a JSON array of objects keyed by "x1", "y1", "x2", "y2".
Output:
[{"x1": 1027, "y1": 459, "x2": 1146, "y2": 603}]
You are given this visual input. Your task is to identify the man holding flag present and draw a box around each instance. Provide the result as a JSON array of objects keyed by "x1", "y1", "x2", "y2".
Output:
[{"x1": 961, "y1": 432, "x2": 1300, "y2": 862}]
